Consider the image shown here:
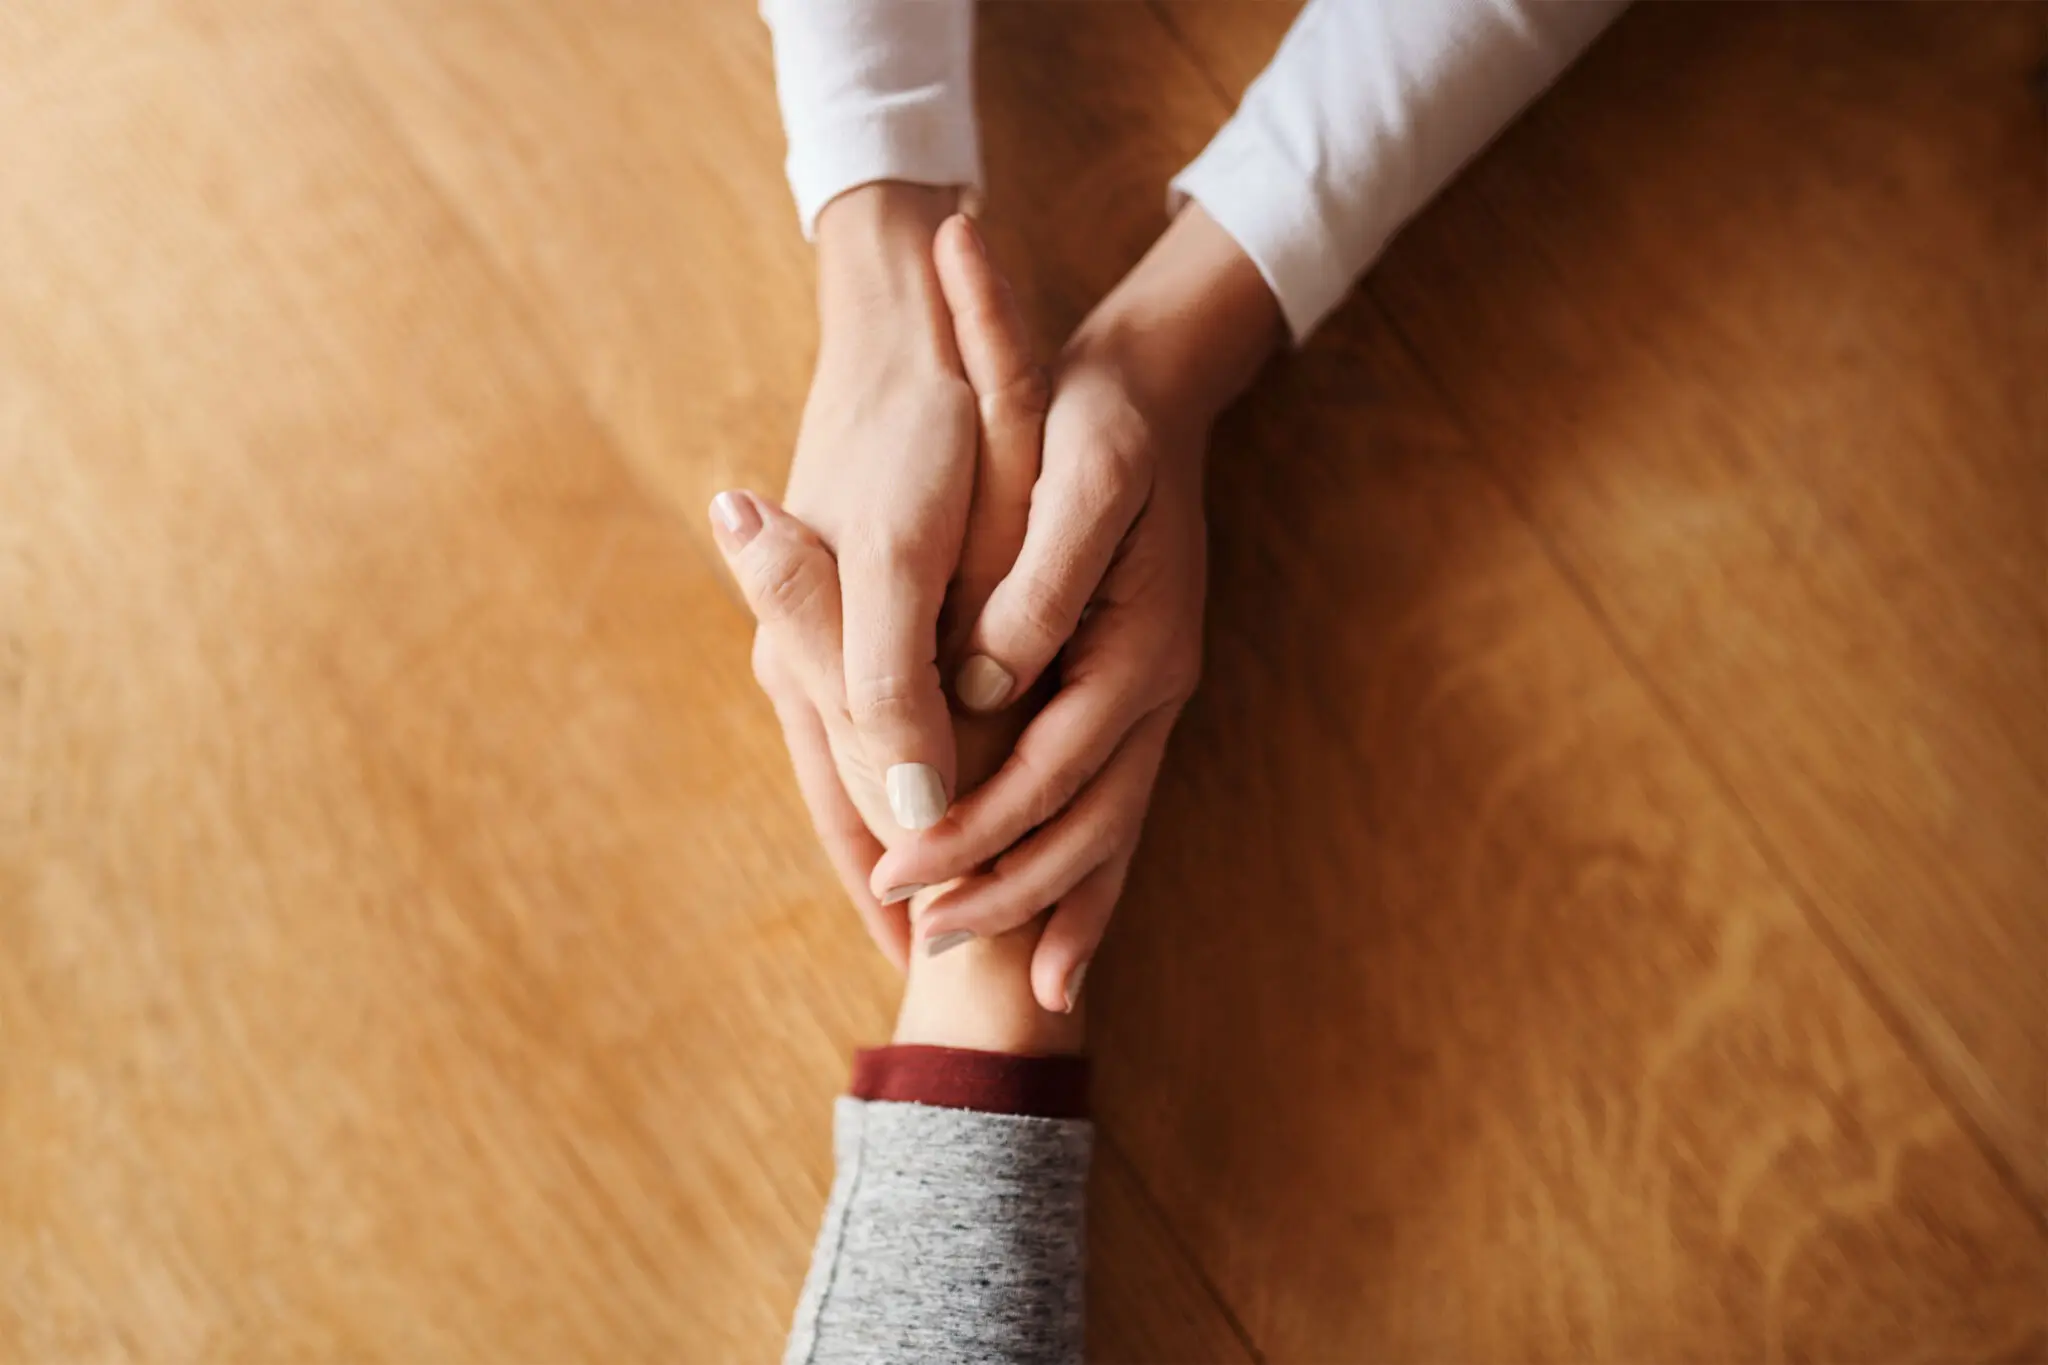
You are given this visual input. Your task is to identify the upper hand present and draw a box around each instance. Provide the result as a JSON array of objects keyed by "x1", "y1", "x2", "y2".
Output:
[
  {"x1": 866, "y1": 336, "x2": 1209, "y2": 1010},
  {"x1": 867, "y1": 204, "x2": 1282, "y2": 1011},
  {"x1": 773, "y1": 185, "x2": 979, "y2": 843}
]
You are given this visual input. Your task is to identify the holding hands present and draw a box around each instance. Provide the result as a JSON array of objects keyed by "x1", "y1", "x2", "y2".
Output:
[
  {"x1": 718, "y1": 188, "x2": 1280, "y2": 1012},
  {"x1": 724, "y1": 200, "x2": 1045, "y2": 968}
]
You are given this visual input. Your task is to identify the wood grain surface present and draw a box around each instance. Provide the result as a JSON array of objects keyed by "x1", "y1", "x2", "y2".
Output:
[
  {"x1": 1370, "y1": 2, "x2": 2048, "y2": 1205},
  {"x1": 3, "y1": 2, "x2": 2041, "y2": 1361}
]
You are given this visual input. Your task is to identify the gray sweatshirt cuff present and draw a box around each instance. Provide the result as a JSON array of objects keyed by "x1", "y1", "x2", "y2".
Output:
[{"x1": 786, "y1": 1097, "x2": 1093, "y2": 1365}]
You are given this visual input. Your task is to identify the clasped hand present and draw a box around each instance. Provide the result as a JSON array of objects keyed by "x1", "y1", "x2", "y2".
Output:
[{"x1": 713, "y1": 187, "x2": 1276, "y2": 1014}]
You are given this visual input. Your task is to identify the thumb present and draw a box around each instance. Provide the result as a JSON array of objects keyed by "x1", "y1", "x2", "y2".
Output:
[
  {"x1": 709, "y1": 489, "x2": 839, "y2": 647},
  {"x1": 713, "y1": 489, "x2": 910, "y2": 846},
  {"x1": 957, "y1": 405, "x2": 1144, "y2": 711},
  {"x1": 838, "y1": 541, "x2": 958, "y2": 834}
]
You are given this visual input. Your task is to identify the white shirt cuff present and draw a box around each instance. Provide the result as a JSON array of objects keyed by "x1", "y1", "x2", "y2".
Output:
[
  {"x1": 785, "y1": 108, "x2": 982, "y2": 237},
  {"x1": 1169, "y1": 0, "x2": 1630, "y2": 344},
  {"x1": 1169, "y1": 117, "x2": 1362, "y2": 346},
  {"x1": 763, "y1": 0, "x2": 982, "y2": 238}
]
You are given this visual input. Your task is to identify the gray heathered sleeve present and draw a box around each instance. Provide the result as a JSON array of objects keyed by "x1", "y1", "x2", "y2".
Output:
[{"x1": 784, "y1": 1097, "x2": 1093, "y2": 1365}]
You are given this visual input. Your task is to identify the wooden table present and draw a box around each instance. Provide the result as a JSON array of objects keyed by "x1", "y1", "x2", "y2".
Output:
[{"x1": 4, "y1": 3, "x2": 2041, "y2": 1358}]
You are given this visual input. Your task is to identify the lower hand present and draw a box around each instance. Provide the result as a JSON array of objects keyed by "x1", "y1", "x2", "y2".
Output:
[
  {"x1": 744, "y1": 184, "x2": 976, "y2": 964},
  {"x1": 720, "y1": 210, "x2": 1049, "y2": 967}
]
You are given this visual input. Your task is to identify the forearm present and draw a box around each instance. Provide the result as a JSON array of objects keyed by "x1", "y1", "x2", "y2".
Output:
[
  {"x1": 1070, "y1": 202, "x2": 1285, "y2": 432},
  {"x1": 814, "y1": 183, "x2": 962, "y2": 373},
  {"x1": 788, "y1": 910, "x2": 1089, "y2": 1365},
  {"x1": 789, "y1": 207, "x2": 1265, "y2": 1363},
  {"x1": 784, "y1": 600, "x2": 1086, "y2": 1363},
  {"x1": 787, "y1": 1096, "x2": 1088, "y2": 1365}
]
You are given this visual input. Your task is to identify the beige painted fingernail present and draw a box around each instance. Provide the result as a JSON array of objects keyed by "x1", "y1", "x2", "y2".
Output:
[
  {"x1": 955, "y1": 655, "x2": 1014, "y2": 712},
  {"x1": 1063, "y1": 962, "x2": 1088, "y2": 1013},
  {"x1": 709, "y1": 490, "x2": 760, "y2": 542},
  {"x1": 925, "y1": 929, "x2": 975, "y2": 959},
  {"x1": 885, "y1": 763, "x2": 947, "y2": 831},
  {"x1": 879, "y1": 883, "x2": 928, "y2": 906}
]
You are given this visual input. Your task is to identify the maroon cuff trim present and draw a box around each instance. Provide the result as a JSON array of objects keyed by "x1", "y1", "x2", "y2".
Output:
[{"x1": 850, "y1": 1045, "x2": 1091, "y2": 1120}]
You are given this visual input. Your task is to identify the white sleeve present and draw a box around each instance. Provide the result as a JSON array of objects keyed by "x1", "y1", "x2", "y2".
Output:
[
  {"x1": 1171, "y1": 0, "x2": 1629, "y2": 341},
  {"x1": 760, "y1": 0, "x2": 981, "y2": 238}
]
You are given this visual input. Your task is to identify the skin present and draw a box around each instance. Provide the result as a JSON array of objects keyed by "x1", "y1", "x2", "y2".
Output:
[
  {"x1": 746, "y1": 185, "x2": 1284, "y2": 1013},
  {"x1": 719, "y1": 213, "x2": 1076, "y2": 1050},
  {"x1": 751, "y1": 189, "x2": 994, "y2": 965},
  {"x1": 716, "y1": 482, "x2": 1079, "y2": 1055}
]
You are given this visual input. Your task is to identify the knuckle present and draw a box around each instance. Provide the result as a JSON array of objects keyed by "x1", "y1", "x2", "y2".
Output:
[
  {"x1": 845, "y1": 667, "x2": 937, "y2": 730},
  {"x1": 1080, "y1": 828, "x2": 1124, "y2": 875},
  {"x1": 1008, "y1": 574, "x2": 1079, "y2": 655},
  {"x1": 1145, "y1": 615, "x2": 1206, "y2": 704},
  {"x1": 1160, "y1": 649, "x2": 1203, "y2": 704},
  {"x1": 1110, "y1": 795, "x2": 1152, "y2": 849},
  {"x1": 748, "y1": 551, "x2": 825, "y2": 625},
  {"x1": 983, "y1": 365, "x2": 1050, "y2": 429},
  {"x1": 1015, "y1": 742, "x2": 1090, "y2": 834},
  {"x1": 1085, "y1": 404, "x2": 1153, "y2": 496},
  {"x1": 1102, "y1": 819, "x2": 1144, "y2": 867},
  {"x1": 1070, "y1": 453, "x2": 1132, "y2": 517},
  {"x1": 846, "y1": 521, "x2": 948, "y2": 590},
  {"x1": 1085, "y1": 788, "x2": 1148, "y2": 863}
]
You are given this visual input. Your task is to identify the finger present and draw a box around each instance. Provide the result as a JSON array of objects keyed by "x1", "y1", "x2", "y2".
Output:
[
  {"x1": 868, "y1": 629, "x2": 1154, "y2": 896},
  {"x1": 726, "y1": 493, "x2": 904, "y2": 840},
  {"x1": 769, "y1": 689, "x2": 908, "y2": 970},
  {"x1": 954, "y1": 399, "x2": 1147, "y2": 712},
  {"x1": 935, "y1": 214, "x2": 1042, "y2": 448},
  {"x1": 913, "y1": 708, "x2": 1174, "y2": 945},
  {"x1": 934, "y1": 215, "x2": 1045, "y2": 671},
  {"x1": 710, "y1": 489, "x2": 846, "y2": 708},
  {"x1": 1031, "y1": 853, "x2": 1130, "y2": 1014},
  {"x1": 838, "y1": 527, "x2": 960, "y2": 834}
]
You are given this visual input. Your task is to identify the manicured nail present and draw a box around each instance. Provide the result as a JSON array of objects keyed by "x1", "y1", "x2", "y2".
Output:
[
  {"x1": 885, "y1": 763, "x2": 947, "y2": 831},
  {"x1": 925, "y1": 929, "x2": 975, "y2": 959},
  {"x1": 955, "y1": 655, "x2": 1014, "y2": 712},
  {"x1": 710, "y1": 490, "x2": 760, "y2": 543},
  {"x1": 879, "y1": 883, "x2": 928, "y2": 906},
  {"x1": 1063, "y1": 962, "x2": 1088, "y2": 1013}
]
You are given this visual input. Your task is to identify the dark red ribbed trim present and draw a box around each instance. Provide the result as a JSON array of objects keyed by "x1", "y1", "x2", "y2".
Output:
[{"x1": 850, "y1": 1045, "x2": 1090, "y2": 1119}]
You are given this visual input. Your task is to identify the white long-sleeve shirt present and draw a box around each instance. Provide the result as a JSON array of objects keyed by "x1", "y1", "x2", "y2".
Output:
[{"x1": 762, "y1": 0, "x2": 1626, "y2": 340}]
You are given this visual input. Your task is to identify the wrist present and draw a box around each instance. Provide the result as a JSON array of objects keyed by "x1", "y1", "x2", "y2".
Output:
[
  {"x1": 815, "y1": 183, "x2": 961, "y2": 370},
  {"x1": 893, "y1": 913, "x2": 1085, "y2": 1056},
  {"x1": 1070, "y1": 202, "x2": 1282, "y2": 426}
]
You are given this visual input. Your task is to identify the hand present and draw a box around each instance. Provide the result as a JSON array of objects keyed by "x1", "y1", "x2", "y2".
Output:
[
  {"x1": 707, "y1": 484, "x2": 1077, "y2": 1055},
  {"x1": 744, "y1": 184, "x2": 973, "y2": 963},
  {"x1": 781, "y1": 182, "x2": 976, "y2": 816},
  {"x1": 867, "y1": 205, "x2": 1283, "y2": 1012},
  {"x1": 715, "y1": 485, "x2": 1078, "y2": 1055},
  {"x1": 720, "y1": 210, "x2": 1049, "y2": 966}
]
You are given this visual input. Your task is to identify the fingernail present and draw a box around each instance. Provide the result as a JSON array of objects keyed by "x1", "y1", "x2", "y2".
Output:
[
  {"x1": 710, "y1": 490, "x2": 760, "y2": 544},
  {"x1": 879, "y1": 883, "x2": 928, "y2": 906},
  {"x1": 1063, "y1": 962, "x2": 1088, "y2": 1013},
  {"x1": 925, "y1": 929, "x2": 975, "y2": 959},
  {"x1": 955, "y1": 655, "x2": 1014, "y2": 712},
  {"x1": 885, "y1": 763, "x2": 947, "y2": 831}
]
